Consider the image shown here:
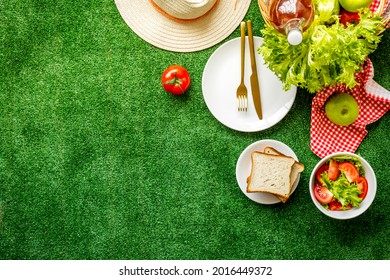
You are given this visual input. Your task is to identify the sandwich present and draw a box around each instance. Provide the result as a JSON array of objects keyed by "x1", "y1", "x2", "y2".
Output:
[
  {"x1": 246, "y1": 146, "x2": 304, "y2": 203},
  {"x1": 264, "y1": 147, "x2": 305, "y2": 202}
]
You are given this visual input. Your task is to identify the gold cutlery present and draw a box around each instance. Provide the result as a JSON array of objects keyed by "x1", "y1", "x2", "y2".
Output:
[
  {"x1": 236, "y1": 21, "x2": 248, "y2": 112},
  {"x1": 247, "y1": 20, "x2": 263, "y2": 120}
]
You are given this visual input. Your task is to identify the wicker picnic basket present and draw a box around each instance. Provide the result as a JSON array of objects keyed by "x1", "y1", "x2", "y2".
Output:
[
  {"x1": 258, "y1": 0, "x2": 390, "y2": 33},
  {"x1": 256, "y1": 0, "x2": 390, "y2": 93}
]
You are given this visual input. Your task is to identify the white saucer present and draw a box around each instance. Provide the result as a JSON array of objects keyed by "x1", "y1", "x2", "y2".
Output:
[
  {"x1": 202, "y1": 36, "x2": 297, "y2": 132},
  {"x1": 236, "y1": 139, "x2": 300, "y2": 204}
]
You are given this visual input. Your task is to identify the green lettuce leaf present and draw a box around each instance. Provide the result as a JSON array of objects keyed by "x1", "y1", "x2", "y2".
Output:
[
  {"x1": 316, "y1": 0, "x2": 340, "y2": 23},
  {"x1": 321, "y1": 172, "x2": 363, "y2": 209}
]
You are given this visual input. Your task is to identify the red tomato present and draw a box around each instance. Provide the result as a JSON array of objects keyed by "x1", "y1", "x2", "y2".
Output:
[
  {"x1": 339, "y1": 162, "x2": 359, "y2": 182},
  {"x1": 329, "y1": 200, "x2": 352, "y2": 211},
  {"x1": 313, "y1": 183, "x2": 334, "y2": 204},
  {"x1": 161, "y1": 65, "x2": 190, "y2": 95},
  {"x1": 356, "y1": 176, "x2": 368, "y2": 199},
  {"x1": 339, "y1": 9, "x2": 360, "y2": 27},
  {"x1": 328, "y1": 160, "x2": 340, "y2": 181},
  {"x1": 329, "y1": 200, "x2": 343, "y2": 210},
  {"x1": 316, "y1": 164, "x2": 329, "y2": 184}
]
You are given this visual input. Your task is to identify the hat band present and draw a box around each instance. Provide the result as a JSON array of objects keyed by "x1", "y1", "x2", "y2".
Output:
[{"x1": 149, "y1": 0, "x2": 220, "y2": 23}]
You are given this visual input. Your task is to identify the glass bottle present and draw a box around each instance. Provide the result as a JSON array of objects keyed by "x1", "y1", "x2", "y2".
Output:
[{"x1": 268, "y1": 0, "x2": 314, "y2": 45}]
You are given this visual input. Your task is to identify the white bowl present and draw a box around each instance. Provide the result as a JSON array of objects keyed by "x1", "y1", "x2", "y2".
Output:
[{"x1": 309, "y1": 152, "x2": 377, "y2": 219}]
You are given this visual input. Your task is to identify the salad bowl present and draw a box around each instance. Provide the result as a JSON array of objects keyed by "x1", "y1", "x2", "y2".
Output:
[{"x1": 309, "y1": 152, "x2": 377, "y2": 219}]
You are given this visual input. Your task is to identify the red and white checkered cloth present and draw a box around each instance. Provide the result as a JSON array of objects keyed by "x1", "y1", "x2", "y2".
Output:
[
  {"x1": 310, "y1": 0, "x2": 390, "y2": 158},
  {"x1": 370, "y1": 0, "x2": 390, "y2": 13},
  {"x1": 310, "y1": 58, "x2": 390, "y2": 158}
]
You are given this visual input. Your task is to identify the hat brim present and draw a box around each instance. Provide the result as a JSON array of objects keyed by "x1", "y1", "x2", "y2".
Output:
[{"x1": 115, "y1": 0, "x2": 252, "y2": 52}]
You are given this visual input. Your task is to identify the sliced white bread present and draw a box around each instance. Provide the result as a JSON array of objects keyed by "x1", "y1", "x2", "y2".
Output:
[
  {"x1": 264, "y1": 146, "x2": 305, "y2": 203},
  {"x1": 246, "y1": 152, "x2": 295, "y2": 199}
]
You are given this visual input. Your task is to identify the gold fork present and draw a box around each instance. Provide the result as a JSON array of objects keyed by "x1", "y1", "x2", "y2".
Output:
[{"x1": 236, "y1": 21, "x2": 248, "y2": 112}]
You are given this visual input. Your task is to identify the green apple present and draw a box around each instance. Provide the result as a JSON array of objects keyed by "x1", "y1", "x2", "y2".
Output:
[
  {"x1": 325, "y1": 93, "x2": 359, "y2": 126},
  {"x1": 338, "y1": 0, "x2": 373, "y2": 13}
]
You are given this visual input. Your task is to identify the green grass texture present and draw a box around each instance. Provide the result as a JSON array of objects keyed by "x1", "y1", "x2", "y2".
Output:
[{"x1": 1, "y1": 1, "x2": 389, "y2": 260}]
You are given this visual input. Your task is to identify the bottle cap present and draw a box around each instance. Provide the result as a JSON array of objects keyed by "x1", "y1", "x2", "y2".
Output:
[{"x1": 287, "y1": 29, "x2": 303, "y2": 46}]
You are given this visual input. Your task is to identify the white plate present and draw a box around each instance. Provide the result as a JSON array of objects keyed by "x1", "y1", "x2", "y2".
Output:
[
  {"x1": 202, "y1": 36, "x2": 297, "y2": 132},
  {"x1": 236, "y1": 139, "x2": 300, "y2": 204}
]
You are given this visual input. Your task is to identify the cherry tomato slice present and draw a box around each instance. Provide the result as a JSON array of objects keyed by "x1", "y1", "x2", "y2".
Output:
[
  {"x1": 313, "y1": 183, "x2": 333, "y2": 204},
  {"x1": 339, "y1": 162, "x2": 359, "y2": 182},
  {"x1": 329, "y1": 200, "x2": 343, "y2": 211},
  {"x1": 339, "y1": 9, "x2": 360, "y2": 27},
  {"x1": 328, "y1": 160, "x2": 340, "y2": 181},
  {"x1": 356, "y1": 176, "x2": 368, "y2": 199},
  {"x1": 315, "y1": 164, "x2": 329, "y2": 184},
  {"x1": 329, "y1": 200, "x2": 352, "y2": 211}
]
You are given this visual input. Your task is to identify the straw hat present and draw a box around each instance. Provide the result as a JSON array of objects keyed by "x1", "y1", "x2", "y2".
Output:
[{"x1": 115, "y1": 0, "x2": 252, "y2": 52}]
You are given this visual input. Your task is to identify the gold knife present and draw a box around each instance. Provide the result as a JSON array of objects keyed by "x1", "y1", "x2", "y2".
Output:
[{"x1": 247, "y1": 20, "x2": 263, "y2": 120}]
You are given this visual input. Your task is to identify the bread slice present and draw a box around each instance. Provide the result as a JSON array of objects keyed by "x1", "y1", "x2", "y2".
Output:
[
  {"x1": 246, "y1": 152, "x2": 295, "y2": 199},
  {"x1": 264, "y1": 146, "x2": 305, "y2": 202}
]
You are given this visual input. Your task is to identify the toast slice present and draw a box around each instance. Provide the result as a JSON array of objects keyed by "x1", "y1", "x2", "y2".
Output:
[
  {"x1": 246, "y1": 152, "x2": 295, "y2": 199},
  {"x1": 264, "y1": 146, "x2": 304, "y2": 202}
]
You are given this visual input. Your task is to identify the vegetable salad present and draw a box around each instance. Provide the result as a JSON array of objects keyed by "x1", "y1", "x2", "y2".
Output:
[{"x1": 314, "y1": 155, "x2": 368, "y2": 210}]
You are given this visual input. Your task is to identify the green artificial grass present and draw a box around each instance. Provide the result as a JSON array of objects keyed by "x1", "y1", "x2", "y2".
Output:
[{"x1": 1, "y1": 1, "x2": 389, "y2": 260}]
